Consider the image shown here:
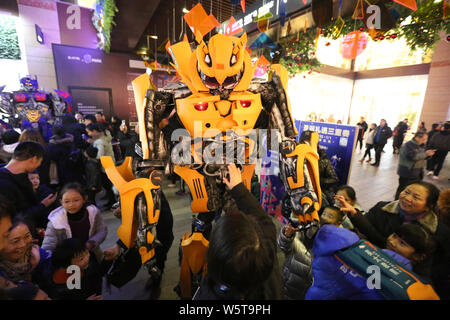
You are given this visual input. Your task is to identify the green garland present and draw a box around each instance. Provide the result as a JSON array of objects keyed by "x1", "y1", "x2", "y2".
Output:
[
  {"x1": 265, "y1": 0, "x2": 449, "y2": 76},
  {"x1": 0, "y1": 15, "x2": 21, "y2": 60},
  {"x1": 395, "y1": 0, "x2": 450, "y2": 51},
  {"x1": 276, "y1": 28, "x2": 322, "y2": 76},
  {"x1": 93, "y1": 0, "x2": 119, "y2": 53}
]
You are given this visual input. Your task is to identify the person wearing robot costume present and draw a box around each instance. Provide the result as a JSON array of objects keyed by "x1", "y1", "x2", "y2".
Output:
[
  {"x1": 0, "y1": 76, "x2": 70, "y2": 135},
  {"x1": 100, "y1": 31, "x2": 322, "y2": 298}
]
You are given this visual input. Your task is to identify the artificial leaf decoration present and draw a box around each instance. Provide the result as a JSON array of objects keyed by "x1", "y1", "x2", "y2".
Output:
[
  {"x1": 331, "y1": 16, "x2": 345, "y2": 38},
  {"x1": 286, "y1": 19, "x2": 292, "y2": 34},
  {"x1": 352, "y1": 0, "x2": 365, "y2": 19},
  {"x1": 340, "y1": 31, "x2": 368, "y2": 59},
  {"x1": 393, "y1": 0, "x2": 418, "y2": 11},
  {"x1": 241, "y1": 0, "x2": 246, "y2": 13},
  {"x1": 304, "y1": 19, "x2": 308, "y2": 32},
  {"x1": 311, "y1": 0, "x2": 333, "y2": 27}
]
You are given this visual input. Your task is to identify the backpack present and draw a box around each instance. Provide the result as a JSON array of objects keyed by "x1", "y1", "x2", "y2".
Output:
[{"x1": 335, "y1": 240, "x2": 439, "y2": 300}]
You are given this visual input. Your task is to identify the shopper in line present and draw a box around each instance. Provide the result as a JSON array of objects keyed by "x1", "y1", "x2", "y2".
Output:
[
  {"x1": 360, "y1": 123, "x2": 377, "y2": 163},
  {"x1": 392, "y1": 119, "x2": 409, "y2": 154},
  {"x1": 355, "y1": 116, "x2": 368, "y2": 152},
  {"x1": 427, "y1": 122, "x2": 450, "y2": 180},
  {"x1": 395, "y1": 132, "x2": 435, "y2": 200},
  {"x1": 371, "y1": 119, "x2": 392, "y2": 167}
]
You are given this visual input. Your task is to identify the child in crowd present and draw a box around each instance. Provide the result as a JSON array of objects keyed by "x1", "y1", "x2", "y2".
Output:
[
  {"x1": 334, "y1": 185, "x2": 363, "y2": 232},
  {"x1": 28, "y1": 171, "x2": 57, "y2": 232},
  {"x1": 277, "y1": 206, "x2": 342, "y2": 300},
  {"x1": 385, "y1": 223, "x2": 436, "y2": 278},
  {"x1": 41, "y1": 183, "x2": 107, "y2": 264},
  {"x1": 319, "y1": 206, "x2": 344, "y2": 227},
  {"x1": 83, "y1": 146, "x2": 102, "y2": 206},
  {"x1": 49, "y1": 238, "x2": 102, "y2": 300}
]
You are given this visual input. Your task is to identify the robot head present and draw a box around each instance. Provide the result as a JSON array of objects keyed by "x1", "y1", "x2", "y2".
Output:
[
  {"x1": 167, "y1": 32, "x2": 254, "y2": 95},
  {"x1": 195, "y1": 33, "x2": 249, "y2": 91},
  {"x1": 20, "y1": 76, "x2": 38, "y2": 91}
]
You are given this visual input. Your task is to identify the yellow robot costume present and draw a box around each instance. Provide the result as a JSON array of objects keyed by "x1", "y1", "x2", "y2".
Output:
[{"x1": 101, "y1": 31, "x2": 321, "y2": 299}]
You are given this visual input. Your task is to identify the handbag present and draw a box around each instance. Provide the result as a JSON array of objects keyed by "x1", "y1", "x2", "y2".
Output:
[{"x1": 106, "y1": 245, "x2": 142, "y2": 288}]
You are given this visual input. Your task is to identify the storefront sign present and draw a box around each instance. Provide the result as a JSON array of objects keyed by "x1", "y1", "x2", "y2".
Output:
[
  {"x1": 220, "y1": 0, "x2": 312, "y2": 34},
  {"x1": 295, "y1": 120, "x2": 358, "y2": 185}
]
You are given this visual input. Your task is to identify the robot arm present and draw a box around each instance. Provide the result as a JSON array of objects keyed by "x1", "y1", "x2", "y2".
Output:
[{"x1": 263, "y1": 65, "x2": 322, "y2": 232}]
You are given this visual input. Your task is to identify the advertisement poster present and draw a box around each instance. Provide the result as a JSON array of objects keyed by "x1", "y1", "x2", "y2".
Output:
[
  {"x1": 259, "y1": 131, "x2": 286, "y2": 223},
  {"x1": 295, "y1": 120, "x2": 358, "y2": 185}
]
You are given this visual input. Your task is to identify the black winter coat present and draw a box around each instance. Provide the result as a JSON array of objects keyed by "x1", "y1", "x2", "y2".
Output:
[
  {"x1": 374, "y1": 125, "x2": 393, "y2": 146},
  {"x1": 0, "y1": 167, "x2": 46, "y2": 221},
  {"x1": 278, "y1": 227, "x2": 312, "y2": 299}
]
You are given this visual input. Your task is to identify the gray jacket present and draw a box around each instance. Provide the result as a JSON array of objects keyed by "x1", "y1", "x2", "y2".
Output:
[
  {"x1": 41, "y1": 205, "x2": 107, "y2": 262},
  {"x1": 278, "y1": 227, "x2": 313, "y2": 300}
]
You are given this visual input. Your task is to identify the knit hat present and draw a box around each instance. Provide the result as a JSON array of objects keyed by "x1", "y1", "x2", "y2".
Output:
[
  {"x1": 85, "y1": 145, "x2": 98, "y2": 159},
  {"x1": 1, "y1": 129, "x2": 20, "y2": 153}
]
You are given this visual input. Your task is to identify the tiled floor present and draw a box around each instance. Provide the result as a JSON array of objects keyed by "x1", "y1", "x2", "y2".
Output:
[{"x1": 100, "y1": 140, "x2": 449, "y2": 300}]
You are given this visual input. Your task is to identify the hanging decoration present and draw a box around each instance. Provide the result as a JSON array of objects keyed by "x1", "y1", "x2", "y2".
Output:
[
  {"x1": 352, "y1": 0, "x2": 365, "y2": 19},
  {"x1": 286, "y1": 18, "x2": 292, "y2": 35},
  {"x1": 393, "y1": 0, "x2": 418, "y2": 11},
  {"x1": 92, "y1": 0, "x2": 118, "y2": 53},
  {"x1": 340, "y1": 30, "x2": 368, "y2": 59},
  {"x1": 241, "y1": 0, "x2": 246, "y2": 13},
  {"x1": 183, "y1": 3, "x2": 219, "y2": 37},
  {"x1": 280, "y1": 0, "x2": 287, "y2": 27},
  {"x1": 249, "y1": 32, "x2": 277, "y2": 49},
  {"x1": 257, "y1": 18, "x2": 270, "y2": 32},
  {"x1": 254, "y1": 55, "x2": 270, "y2": 77},
  {"x1": 331, "y1": 16, "x2": 345, "y2": 38}
]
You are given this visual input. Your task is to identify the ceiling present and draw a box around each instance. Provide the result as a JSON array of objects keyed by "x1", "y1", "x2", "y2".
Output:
[{"x1": 109, "y1": 0, "x2": 259, "y2": 55}]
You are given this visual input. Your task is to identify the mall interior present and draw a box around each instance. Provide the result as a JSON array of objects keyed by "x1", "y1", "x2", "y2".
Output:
[{"x1": 0, "y1": 0, "x2": 449, "y2": 304}]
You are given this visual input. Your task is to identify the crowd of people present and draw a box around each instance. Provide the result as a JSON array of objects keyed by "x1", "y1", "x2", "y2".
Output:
[{"x1": 0, "y1": 111, "x2": 449, "y2": 300}]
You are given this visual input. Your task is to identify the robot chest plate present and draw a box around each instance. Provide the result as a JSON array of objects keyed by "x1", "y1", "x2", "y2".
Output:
[{"x1": 176, "y1": 92, "x2": 262, "y2": 138}]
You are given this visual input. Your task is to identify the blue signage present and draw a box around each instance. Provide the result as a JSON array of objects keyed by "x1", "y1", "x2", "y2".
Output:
[{"x1": 295, "y1": 120, "x2": 358, "y2": 185}]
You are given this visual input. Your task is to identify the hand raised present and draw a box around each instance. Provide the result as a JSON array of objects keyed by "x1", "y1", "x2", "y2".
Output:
[{"x1": 223, "y1": 164, "x2": 242, "y2": 190}]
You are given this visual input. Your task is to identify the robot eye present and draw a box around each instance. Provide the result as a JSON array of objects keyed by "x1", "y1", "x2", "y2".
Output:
[
  {"x1": 230, "y1": 54, "x2": 237, "y2": 66},
  {"x1": 204, "y1": 54, "x2": 212, "y2": 67}
]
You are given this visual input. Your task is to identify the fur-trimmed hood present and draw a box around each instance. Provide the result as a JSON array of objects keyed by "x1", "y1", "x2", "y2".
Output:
[{"x1": 381, "y1": 200, "x2": 438, "y2": 234}]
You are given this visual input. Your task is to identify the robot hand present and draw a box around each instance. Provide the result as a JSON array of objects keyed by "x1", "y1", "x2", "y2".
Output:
[{"x1": 279, "y1": 132, "x2": 322, "y2": 233}]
